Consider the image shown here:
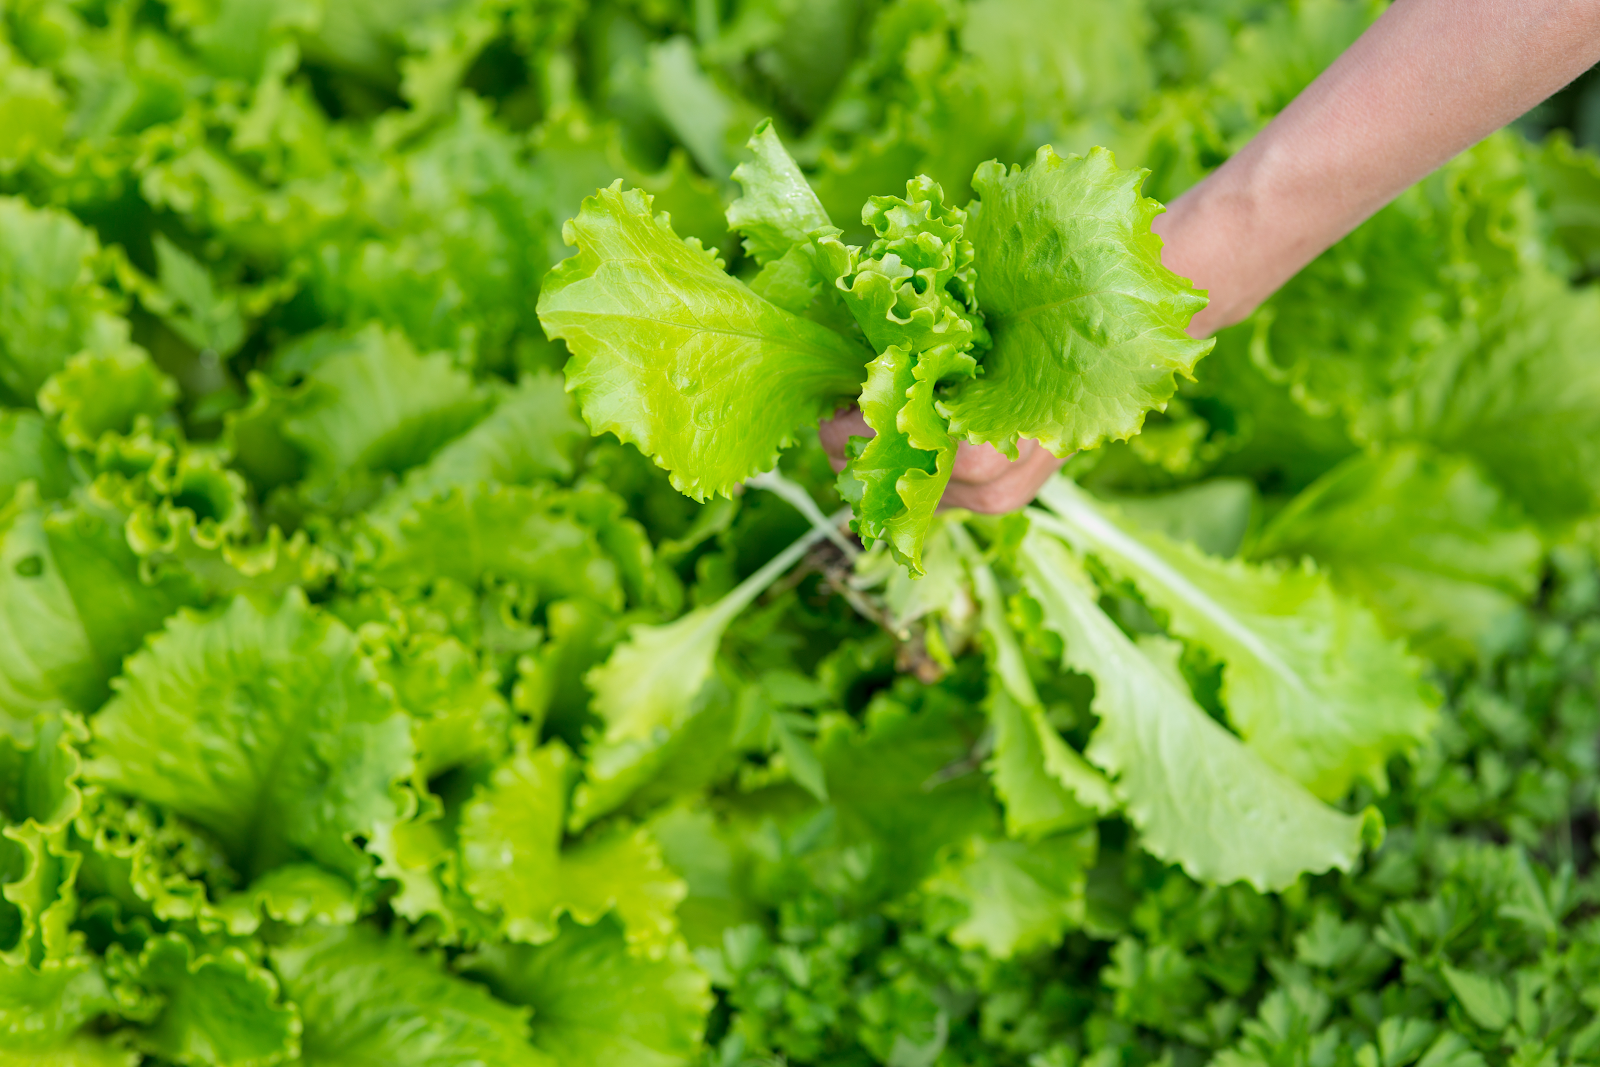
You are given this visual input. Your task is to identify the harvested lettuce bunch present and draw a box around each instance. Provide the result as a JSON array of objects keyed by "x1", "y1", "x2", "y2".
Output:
[{"x1": 539, "y1": 122, "x2": 1211, "y2": 574}]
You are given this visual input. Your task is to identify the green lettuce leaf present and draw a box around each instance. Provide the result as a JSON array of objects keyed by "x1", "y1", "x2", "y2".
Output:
[
  {"x1": 131, "y1": 932, "x2": 299, "y2": 1067},
  {"x1": 573, "y1": 518, "x2": 836, "y2": 826},
  {"x1": 822, "y1": 178, "x2": 987, "y2": 572},
  {"x1": 86, "y1": 591, "x2": 412, "y2": 895},
  {"x1": 924, "y1": 826, "x2": 1097, "y2": 958},
  {"x1": 0, "y1": 198, "x2": 131, "y2": 402},
  {"x1": 458, "y1": 739, "x2": 686, "y2": 956},
  {"x1": 37, "y1": 347, "x2": 178, "y2": 451},
  {"x1": 367, "y1": 370, "x2": 587, "y2": 526},
  {"x1": 0, "y1": 955, "x2": 118, "y2": 1054},
  {"x1": 812, "y1": 690, "x2": 1000, "y2": 901},
  {"x1": 0, "y1": 412, "x2": 75, "y2": 509},
  {"x1": 727, "y1": 118, "x2": 836, "y2": 265},
  {"x1": 0, "y1": 490, "x2": 198, "y2": 734},
  {"x1": 461, "y1": 916, "x2": 711, "y2": 1067},
  {"x1": 1036, "y1": 478, "x2": 1434, "y2": 799},
  {"x1": 939, "y1": 146, "x2": 1213, "y2": 458},
  {"x1": 362, "y1": 484, "x2": 624, "y2": 610},
  {"x1": 956, "y1": 523, "x2": 1114, "y2": 837},
  {"x1": 271, "y1": 922, "x2": 553, "y2": 1067},
  {"x1": 538, "y1": 182, "x2": 870, "y2": 500},
  {"x1": 279, "y1": 324, "x2": 492, "y2": 487},
  {"x1": 1250, "y1": 446, "x2": 1543, "y2": 662},
  {"x1": 1018, "y1": 529, "x2": 1376, "y2": 891}
]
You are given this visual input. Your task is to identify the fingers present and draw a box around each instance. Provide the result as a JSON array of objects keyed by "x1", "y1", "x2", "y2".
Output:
[
  {"x1": 818, "y1": 406, "x2": 870, "y2": 473},
  {"x1": 950, "y1": 437, "x2": 1039, "y2": 484},
  {"x1": 940, "y1": 445, "x2": 1068, "y2": 514},
  {"x1": 817, "y1": 405, "x2": 1066, "y2": 513}
]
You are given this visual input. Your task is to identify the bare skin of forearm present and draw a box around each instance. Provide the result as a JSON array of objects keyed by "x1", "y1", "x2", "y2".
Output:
[{"x1": 1155, "y1": 0, "x2": 1600, "y2": 337}]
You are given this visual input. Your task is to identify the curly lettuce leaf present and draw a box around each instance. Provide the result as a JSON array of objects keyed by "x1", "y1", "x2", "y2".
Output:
[
  {"x1": 131, "y1": 932, "x2": 299, "y2": 1067},
  {"x1": 280, "y1": 323, "x2": 492, "y2": 486},
  {"x1": 940, "y1": 146, "x2": 1212, "y2": 458},
  {"x1": 271, "y1": 922, "x2": 552, "y2": 1067},
  {"x1": 1250, "y1": 446, "x2": 1543, "y2": 662},
  {"x1": 1018, "y1": 530, "x2": 1376, "y2": 891},
  {"x1": 459, "y1": 739, "x2": 685, "y2": 956},
  {"x1": 538, "y1": 182, "x2": 870, "y2": 500},
  {"x1": 462, "y1": 917, "x2": 711, "y2": 1067},
  {"x1": 37, "y1": 347, "x2": 178, "y2": 451},
  {"x1": 823, "y1": 178, "x2": 987, "y2": 571},
  {"x1": 0, "y1": 955, "x2": 118, "y2": 1054},
  {"x1": 86, "y1": 591, "x2": 412, "y2": 893},
  {"x1": 1037, "y1": 478, "x2": 1434, "y2": 799}
]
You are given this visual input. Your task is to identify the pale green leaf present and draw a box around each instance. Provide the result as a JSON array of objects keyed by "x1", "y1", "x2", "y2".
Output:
[
  {"x1": 727, "y1": 119, "x2": 834, "y2": 264},
  {"x1": 1037, "y1": 478, "x2": 1434, "y2": 799},
  {"x1": 1018, "y1": 530, "x2": 1374, "y2": 891},
  {"x1": 538, "y1": 182, "x2": 868, "y2": 500}
]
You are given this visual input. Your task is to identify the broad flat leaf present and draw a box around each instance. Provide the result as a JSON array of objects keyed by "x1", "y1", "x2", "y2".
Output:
[
  {"x1": 1018, "y1": 530, "x2": 1374, "y2": 891},
  {"x1": 538, "y1": 182, "x2": 869, "y2": 500},
  {"x1": 814, "y1": 692, "x2": 1000, "y2": 901},
  {"x1": 940, "y1": 146, "x2": 1212, "y2": 458},
  {"x1": 1440, "y1": 966, "x2": 1512, "y2": 1032},
  {"x1": 1037, "y1": 478, "x2": 1434, "y2": 799},
  {"x1": 133, "y1": 933, "x2": 299, "y2": 1067},
  {"x1": 1251, "y1": 446, "x2": 1543, "y2": 662},
  {"x1": 727, "y1": 119, "x2": 835, "y2": 264},
  {"x1": 271, "y1": 923, "x2": 552, "y2": 1067},
  {"x1": 458, "y1": 741, "x2": 685, "y2": 956},
  {"x1": 462, "y1": 917, "x2": 711, "y2": 1067},
  {"x1": 962, "y1": 0, "x2": 1155, "y2": 123},
  {"x1": 924, "y1": 827, "x2": 1097, "y2": 957},
  {"x1": 87, "y1": 591, "x2": 412, "y2": 885},
  {"x1": 1380, "y1": 270, "x2": 1600, "y2": 522}
]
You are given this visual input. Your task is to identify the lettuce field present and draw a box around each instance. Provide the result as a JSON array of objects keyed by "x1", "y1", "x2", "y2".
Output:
[{"x1": 3, "y1": 0, "x2": 1600, "y2": 1064}]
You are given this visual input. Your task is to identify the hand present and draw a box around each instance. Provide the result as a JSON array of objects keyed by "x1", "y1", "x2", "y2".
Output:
[{"x1": 818, "y1": 406, "x2": 1068, "y2": 515}]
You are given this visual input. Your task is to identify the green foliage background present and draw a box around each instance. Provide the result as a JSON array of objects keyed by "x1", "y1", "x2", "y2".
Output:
[{"x1": 0, "y1": 1, "x2": 1598, "y2": 1065}]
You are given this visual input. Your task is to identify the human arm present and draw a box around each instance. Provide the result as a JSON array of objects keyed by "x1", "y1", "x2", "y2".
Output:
[
  {"x1": 1155, "y1": 0, "x2": 1600, "y2": 337},
  {"x1": 822, "y1": 0, "x2": 1600, "y2": 510}
]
